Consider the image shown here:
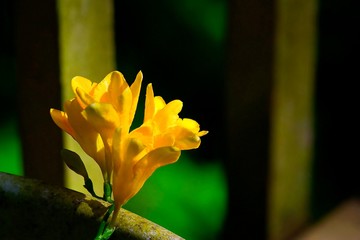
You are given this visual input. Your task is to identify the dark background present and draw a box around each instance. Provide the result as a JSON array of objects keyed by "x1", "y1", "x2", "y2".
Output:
[
  {"x1": 1, "y1": 0, "x2": 359, "y2": 239},
  {"x1": 311, "y1": 0, "x2": 360, "y2": 220}
]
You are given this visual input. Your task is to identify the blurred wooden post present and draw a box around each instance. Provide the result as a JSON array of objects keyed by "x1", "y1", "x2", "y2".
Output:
[
  {"x1": 225, "y1": 0, "x2": 317, "y2": 239},
  {"x1": 14, "y1": 0, "x2": 63, "y2": 186},
  {"x1": 268, "y1": 1, "x2": 317, "y2": 239},
  {"x1": 57, "y1": 0, "x2": 116, "y2": 194}
]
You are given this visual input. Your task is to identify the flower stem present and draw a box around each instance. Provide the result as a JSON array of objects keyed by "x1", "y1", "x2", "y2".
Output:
[
  {"x1": 103, "y1": 182, "x2": 113, "y2": 203},
  {"x1": 94, "y1": 204, "x2": 115, "y2": 240}
]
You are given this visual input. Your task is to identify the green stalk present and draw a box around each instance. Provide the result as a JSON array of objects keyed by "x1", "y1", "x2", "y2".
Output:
[{"x1": 94, "y1": 204, "x2": 115, "y2": 240}]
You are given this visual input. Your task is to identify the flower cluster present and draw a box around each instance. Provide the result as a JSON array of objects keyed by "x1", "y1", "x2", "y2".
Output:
[{"x1": 50, "y1": 71, "x2": 208, "y2": 222}]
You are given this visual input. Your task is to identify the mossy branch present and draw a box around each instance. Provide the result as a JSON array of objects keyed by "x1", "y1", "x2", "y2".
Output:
[{"x1": 0, "y1": 172, "x2": 184, "y2": 240}]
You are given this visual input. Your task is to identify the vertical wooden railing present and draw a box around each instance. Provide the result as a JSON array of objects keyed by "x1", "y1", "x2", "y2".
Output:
[
  {"x1": 14, "y1": 0, "x2": 318, "y2": 238},
  {"x1": 268, "y1": 0, "x2": 317, "y2": 239},
  {"x1": 14, "y1": 0, "x2": 115, "y2": 192},
  {"x1": 57, "y1": 0, "x2": 116, "y2": 195},
  {"x1": 225, "y1": 0, "x2": 317, "y2": 239},
  {"x1": 14, "y1": 0, "x2": 63, "y2": 186}
]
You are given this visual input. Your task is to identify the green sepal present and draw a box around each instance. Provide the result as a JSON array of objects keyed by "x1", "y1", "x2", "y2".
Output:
[{"x1": 103, "y1": 182, "x2": 113, "y2": 203}]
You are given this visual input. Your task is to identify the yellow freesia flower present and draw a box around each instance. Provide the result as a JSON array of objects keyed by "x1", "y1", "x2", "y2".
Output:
[
  {"x1": 50, "y1": 71, "x2": 142, "y2": 182},
  {"x1": 111, "y1": 83, "x2": 208, "y2": 221},
  {"x1": 50, "y1": 70, "x2": 208, "y2": 225}
]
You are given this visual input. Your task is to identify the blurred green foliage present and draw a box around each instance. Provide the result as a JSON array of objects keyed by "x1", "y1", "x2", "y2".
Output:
[{"x1": 0, "y1": 119, "x2": 23, "y2": 175}]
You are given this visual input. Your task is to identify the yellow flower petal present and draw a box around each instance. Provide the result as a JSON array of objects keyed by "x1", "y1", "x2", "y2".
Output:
[
  {"x1": 131, "y1": 124, "x2": 153, "y2": 137},
  {"x1": 82, "y1": 102, "x2": 119, "y2": 137},
  {"x1": 154, "y1": 96, "x2": 166, "y2": 113},
  {"x1": 154, "y1": 134, "x2": 175, "y2": 148},
  {"x1": 198, "y1": 130, "x2": 209, "y2": 137},
  {"x1": 113, "y1": 146, "x2": 181, "y2": 210},
  {"x1": 133, "y1": 146, "x2": 181, "y2": 187},
  {"x1": 125, "y1": 138, "x2": 146, "y2": 164},
  {"x1": 64, "y1": 99, "x2": 93, "y2": 135},
  {"x1": 172, "y1": 127, "x2": 202, "y2": 149},
  {"x1": 64, "y1": 99, "x2": 106, "y2": 171},
  {"x1": 177, "y1": 118, "x2": 209, "y2": 138},
  {"x1": 71, "y1": 76, "x2": 94, "y2": 96},
  {"x1": 50, "y1": 107, "x2": 75, "y2": 136},
  {"x1": 179, "y1": 118, "x2": 200, "y2": 132},
  {"x1": 144, "y1": 83, "x2": 155, "y2": 122},
  {"x1": 75, "y1": 87, "x2": 95, "y2": 109},
  {"x1": 91, "y1": 72, "x2": 114, "y2": 102},
  {"x1": 128, "y1": 125, "x2": 153, "y2": 148},
  {"x1": 112, "y1": 127, "x2": 123, "y2": 170},
  {"x1": 117, "y1": 87, "x2": 132, "y2": 128},
  {"x1": 108, "y1": 71, "x2": 129, "y2": 110},
  {"x1": 129, "y1": 71, "x2": 143, "y2": 124},
  {"x1": 154, "y1": 100, "x2": 183, "y2": 131}
]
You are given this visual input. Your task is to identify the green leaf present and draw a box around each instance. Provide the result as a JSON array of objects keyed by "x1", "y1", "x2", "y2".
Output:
[
  {"x1": 61, "y1": 149, "x2": 102, "y2": 199},
  {"x1": 61, "y1": 149, "x2": 89, "y2": 179}
]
